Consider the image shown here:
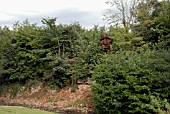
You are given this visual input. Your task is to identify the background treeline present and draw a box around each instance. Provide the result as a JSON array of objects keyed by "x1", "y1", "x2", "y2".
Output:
[{"x1": 0, "y1": 0, "x2": 170, "y2": 113}]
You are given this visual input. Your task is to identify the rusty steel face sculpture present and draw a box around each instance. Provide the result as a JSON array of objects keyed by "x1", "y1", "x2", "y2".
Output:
[{"x1": 100, "y1": 33, "x2": 113, "y2": 52}]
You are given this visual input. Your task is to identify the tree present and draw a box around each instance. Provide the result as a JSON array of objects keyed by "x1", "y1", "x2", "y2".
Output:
[
  {"x1": 7, "y1": 20, "x2": 41, "y2": 82},
  {"x1": 155, "y1": 0, "x2": 170, "y2": 48},
  {"x1": 132, "y1": 0, "x2": 170, "y2": 48},
  {"x1": 104, "y1": 0, "x2": 139, "y2": 33},
  {"x1": 0, "y1": 26, "x2": 13, "y2": 83}
]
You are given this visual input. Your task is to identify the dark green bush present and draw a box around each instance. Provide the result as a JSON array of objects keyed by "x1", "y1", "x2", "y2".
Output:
[
  {"x1": 149, "y1": 49, "x2": 170, "y2": 102},
  {"x1": 91, "y1": 49, "x2": 170, "y2": 114}
]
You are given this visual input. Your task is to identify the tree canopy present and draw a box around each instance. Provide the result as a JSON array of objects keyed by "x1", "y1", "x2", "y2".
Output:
[{"x1": 0, "y1": 0, "x2": 170, "y2": 113}]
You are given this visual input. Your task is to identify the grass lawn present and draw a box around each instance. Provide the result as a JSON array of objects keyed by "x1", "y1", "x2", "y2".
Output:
[{"x1": 0, "y1": 106, "x2": 56, "y2": 114}]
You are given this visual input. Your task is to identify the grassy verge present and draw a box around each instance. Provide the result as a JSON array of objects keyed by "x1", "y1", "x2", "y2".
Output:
[{"x1": 0, "y1": 106, "x2": 56, "y2": 114}]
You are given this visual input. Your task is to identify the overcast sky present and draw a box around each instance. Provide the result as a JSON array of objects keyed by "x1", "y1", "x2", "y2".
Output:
[{"x1": 0, "y1": 0, "x2": 110, "y2": 28}]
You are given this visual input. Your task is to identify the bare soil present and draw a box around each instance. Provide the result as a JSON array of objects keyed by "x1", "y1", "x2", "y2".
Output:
[{"x1": 0, "y1": 84, "x2": 94, "y2": 114}]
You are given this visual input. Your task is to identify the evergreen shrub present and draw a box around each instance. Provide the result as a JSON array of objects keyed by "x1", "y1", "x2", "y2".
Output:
[{"x1": 91, "y1": 49, "x2": 170, "y2": 114}]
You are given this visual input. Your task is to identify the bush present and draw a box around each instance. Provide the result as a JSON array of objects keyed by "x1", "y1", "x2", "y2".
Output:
[
  {"x1": 149, "y1": 49, "x2": 170, "y2": 102},
  {"x1": 91, "y1": 49, "x2": 170, "y2": 114}
]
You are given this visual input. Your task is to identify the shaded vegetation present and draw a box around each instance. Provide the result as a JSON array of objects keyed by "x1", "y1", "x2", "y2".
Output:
[
  {"x1": 0, "y1": 0, "x2": 170, "y2": 114},
  {"x1": 91, "y1": 49, "x2": 170, "y2": 114}
]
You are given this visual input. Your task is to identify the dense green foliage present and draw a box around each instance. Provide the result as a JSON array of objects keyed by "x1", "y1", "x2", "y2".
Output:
[
  {"x1": 132, "y1": 0, "x2": 170, "y2": 49},
  {"x1": 0, "y1": 19, "x2": 104, "y2": 88},
  {"x1": 90, "y1": 0, "x2": 170, "y2": 113},
  {"x1": 91, "y1": 49, "x2": 170, "y2": 114},
  {"x1": 0, "y1": 0, "x2": 170, "y2": 113}
]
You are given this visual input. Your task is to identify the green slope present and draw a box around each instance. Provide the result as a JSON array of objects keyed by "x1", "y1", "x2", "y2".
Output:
[{"x1": 0, "y1": 106, "x2": 56, "y2": 114}]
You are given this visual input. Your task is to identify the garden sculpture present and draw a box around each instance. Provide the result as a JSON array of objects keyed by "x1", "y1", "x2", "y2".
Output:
[{"x1": 100, "y1": 33, "x2": 113, "y2": 52}]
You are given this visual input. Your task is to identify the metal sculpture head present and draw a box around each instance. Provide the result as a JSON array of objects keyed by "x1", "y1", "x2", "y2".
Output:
[{"x1": 100, "y1": 33, "x2": 113, "y2": 52}]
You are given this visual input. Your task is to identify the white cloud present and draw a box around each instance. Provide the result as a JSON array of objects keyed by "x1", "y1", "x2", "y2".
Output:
[
  {"x1": 0, "y1": 0, "x2": 109, "y2": 28},
  {"x1": 0, "y1": 12, "x2": 14, "y2": 21}
]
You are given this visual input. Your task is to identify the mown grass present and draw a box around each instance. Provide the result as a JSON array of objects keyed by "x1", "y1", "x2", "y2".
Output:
[{"x1": 0, "y1": 106, "x2": 56, "y2": 114}]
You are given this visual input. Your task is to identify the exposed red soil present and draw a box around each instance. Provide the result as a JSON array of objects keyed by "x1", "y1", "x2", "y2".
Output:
[{"x1": 0, "y1": 84, "x2": 94, "y2": 114}]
